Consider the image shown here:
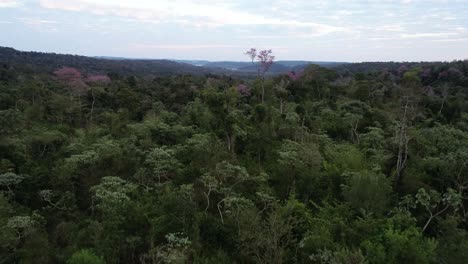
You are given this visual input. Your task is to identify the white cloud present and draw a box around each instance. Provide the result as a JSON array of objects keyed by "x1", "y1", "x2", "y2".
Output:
[
  {"x1": 16, "y1": 17, "x2": 58, "y2": 32},
  {"x1": 18, "y1": 17, "x2": 57, "y2": 25},
  {"x1": 400, "y1": 32, "x2": 458, "y2": 39},
  {"x1": 130, "y1": 43, "x2": 246, "y2": 50},
  {"x1": 431, "y1": 37, "x2": 468, "y2": 42},
  {"x1": 0, "y1": 0, "x2": 20, "y2": 8},
  {"x1": 130, "y1": 43, "x2": 287, "y2": 51},
  {"x1": 378, "y1": 24, "x2": 406, "y2": 32},
  {"x1": 38, "y1": 0, "x2": 350, "y2": 35},
  {"x1": 370, "y1": 32, "x2": 461, "y2": 41}
]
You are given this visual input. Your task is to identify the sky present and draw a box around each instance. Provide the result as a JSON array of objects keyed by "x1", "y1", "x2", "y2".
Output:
[{"x1": 0, "y1": 0, "x2": 467, "y2": 62}]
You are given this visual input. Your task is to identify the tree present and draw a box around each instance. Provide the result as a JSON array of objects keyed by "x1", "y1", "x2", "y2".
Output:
[
  {"x1": 361, "y1": 213, "x2": 437, "y2": 264},
  {"x1": 273, "y1": 79, "x2": 289, "y2": 114},
  {"x1": 342, "y1": 170, "x2": 392, "y2": 215},
  {"x1": 134, "y1": 147, "x2": 183, "y2": 188},
  {"x1": 140, "y1": 232, "x2": 191, "y2": 264},
  {"x1": 0, "y1": 172, "x2": 24, "y2": 191},
  {"x1": 67, "y1": 249, "x2": 106, "y2": 264},
  {"x1": 91, "y1": 176, "x2": 136, "y2": 213},
  {"x1": 245, "y1": 48, "x2": 275, "y2": 103},
  {"x1": 85, "y1": 75, "x2": 110, "y2": 126},
  {"x1": 54, "y1": 67, "x2": 88, "y2": 96},
  {"x1": 199, "y1": 161, "x2": 261, "y2": 224},
  {"x1": 394, "y1": 70, "x2": 422, "y2": 188},
  {"x1": 257, "y1": 50, "x2": 275, "y2": 104},
  {"x1": 245, "y1": 48, "x2": 258, "y2": 75},
  {"x1": 277, "y1": 140, "x2": 322, "y2": 199},
  {"x1": 402, "y1": 188, "x2": 462, "y2": 232},
  {"x1": 237, "y1": 204, "x2": 297, "y2": 264}
]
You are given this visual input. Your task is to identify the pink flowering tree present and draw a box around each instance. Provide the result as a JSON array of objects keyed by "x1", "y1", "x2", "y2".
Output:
[
  {"x1": 54, "y1": 68, "x2": 111, "y2": 126},
  {"x1": 438, "y1": 70, "x2": 449, "y2": 80},
  {"x1": 257, "y1": 49, "x2": 275, "y2": 77},
  {"x1": 287, "y1": 70, "x2": 304, "y2": 81},
  {"x1": 235, "y1": 84, "x2": 251, "y2": 97},
  {"x1": 244, "y1": 48, "x2": 275, "y2": 103},
  {"x1": 54, "y1": 67, "x2": 82, "y2": 81},
  {"x1": 397, "y1": 65, "x2": 408, "y2": 76},
  {"x1": 419, "y1": 68, "x2": 432, "y2": 80},
  {"x1": 54, "y1": 67, "x2": 87, "y2": 95}
]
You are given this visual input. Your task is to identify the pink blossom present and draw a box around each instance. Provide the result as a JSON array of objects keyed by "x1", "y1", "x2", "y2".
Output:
[
  {"x1": 397, "y1": 65, "x2": 408, "y2": 76},
  {"x1": 86, "y1": 74, "x2": 111, "y2": 83},
  {"x1": 438, "y1": 70, "x2": 449, "y2": 79},
  {"x1": 287, "y1": 70, "x2": 304, "y2": 81},
  {"x1": 235, "y1": 84, "x2": 251, "y2": 96},
  {"x1": 54, "y1": 67, "x2": 82, "y2": 82},
  {"x1": 420, "y1": 68, "x2": 431, "y2": 79},
  {"x1": 257, "y1": 49, "x2": 275, "y2": 75},
  {"x1": 53, "y1": 67, "x2": 88, "y2": 94}
]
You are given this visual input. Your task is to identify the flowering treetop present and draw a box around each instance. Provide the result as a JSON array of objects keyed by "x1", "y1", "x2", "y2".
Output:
[
  {"x1": 54, "y1": 67, "x2": 82, "y2": 82},
  {"x1": 257, "y1": 49, "x2": 275, "y2": 76}
]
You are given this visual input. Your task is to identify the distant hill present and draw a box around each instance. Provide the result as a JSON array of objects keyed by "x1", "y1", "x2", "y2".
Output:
[
  {"x1": 203, "y1": 61, "x2": 252, "y2": 70},
  {"x1": 173, "y1": 60, "x2": 211, "y2": 66},
  {"x1": 10, "y1": 46, "x2": 455, "y2": 79},
  {"x1": 0, "y1": 47, "x2": 233, "y2": 77},
  {"x1": 237, "y1": 63, "x2": 291, "y2": 73},
  {"x1": 0, "y1": 47, "x2": 351, "y2": 79},
  {"x1": 332, "y1": 61, "x2": 447, "y2": 74},
  {"x1": 178, "y1": 60, "x2": 348, "y2": 74}
]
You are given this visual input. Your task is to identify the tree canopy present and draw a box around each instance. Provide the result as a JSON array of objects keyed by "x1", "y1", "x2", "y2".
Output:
[{"x1": 1, "y1": 48, "x2": 468, "y2": 263}]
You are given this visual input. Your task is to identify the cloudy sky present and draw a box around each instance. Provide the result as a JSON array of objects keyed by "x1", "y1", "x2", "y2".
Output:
[{"x1": 1, "y1": 0, "x2": 467, "y2": 61}]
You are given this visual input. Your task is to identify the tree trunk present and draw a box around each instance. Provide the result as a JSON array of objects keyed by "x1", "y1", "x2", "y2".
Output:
[
  {"x1": 88, "y1": 87, "x2": 95, "y2": 127},
  {"x1": 395, "y1": 98, "x2": 410, "y2": 188},
  {"x1": 280, "y1": 98, "x2": 283, "y2": 114},
  {"x1": 261, "y1": 77, "x2": 265, "y2": 104}
]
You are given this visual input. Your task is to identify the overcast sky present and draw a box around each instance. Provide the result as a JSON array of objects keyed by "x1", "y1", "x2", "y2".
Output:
[{"x1": 1, "y1": 0, "x2": 467, "y2": 61}]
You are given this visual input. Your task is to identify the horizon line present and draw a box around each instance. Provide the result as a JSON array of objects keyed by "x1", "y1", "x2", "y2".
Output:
[{"x1": 2, "y1": 46, "x2": 466, "y2": 64}]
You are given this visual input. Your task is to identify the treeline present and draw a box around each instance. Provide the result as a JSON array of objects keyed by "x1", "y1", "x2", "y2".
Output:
[
  {"x1": 0, "y1": 52, "x2": 468, "y2": 263},
  {"x1": 0, "y1": 47, "x2": 229, "y2": 78}
]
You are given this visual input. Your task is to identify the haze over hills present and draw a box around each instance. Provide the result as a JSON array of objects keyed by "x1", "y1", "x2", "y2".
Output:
[
  {"x1": 0, "y1": 47, "x2": 349, "y2": 76},
  {"x1": 0, "y1": 47, "x2": 234, "y2": 77},
  {"x1": 2, "y1": 47, "x2": 464, "y2": 79},
  {"x1": 94, "y1": 57, "x2": 349, "y2": 73},
  {"x1": 174, "y1": 60, "x2": 348, "y2": 73}
]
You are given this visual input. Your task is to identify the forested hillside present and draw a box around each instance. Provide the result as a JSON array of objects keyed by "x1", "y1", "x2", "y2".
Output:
[
  {"x1": 1, "y1": 49, "x2": 468, "y2": 263},
  {"x1": 0, "y1": 47, "x2": 231, "y2": 77}
]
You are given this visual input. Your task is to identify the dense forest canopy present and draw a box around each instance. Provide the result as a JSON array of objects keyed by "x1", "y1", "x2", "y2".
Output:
[
  {"x1": 0, "y1": 47, "x2": 232, "y2": 77},
  {"x1": 1, "y1": 47, "x2": 468, "y2": 263}
]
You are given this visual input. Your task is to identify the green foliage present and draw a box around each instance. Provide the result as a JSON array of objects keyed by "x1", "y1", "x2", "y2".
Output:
[
  {"x1": 361, "y1": 214, "x2": 437, "y2": 264},
  {"x1": 0, "y1": 172, "x2": 25, "y2": 194},
  {"x1": 342, "y1": 170, "x2": 392, "y2": 215},
  {"x1": 1, "y1": 52, "x2": 468, "y2": 263},
  {"x1": 436, "y1": 217, "x2": 468, "y2": 263},
  {"x1": 91, "y1": 176, "x2": 136, "y2": 212},
  {"x1": 67, "y1": 249, "x2": 106, "y2": 264}
]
